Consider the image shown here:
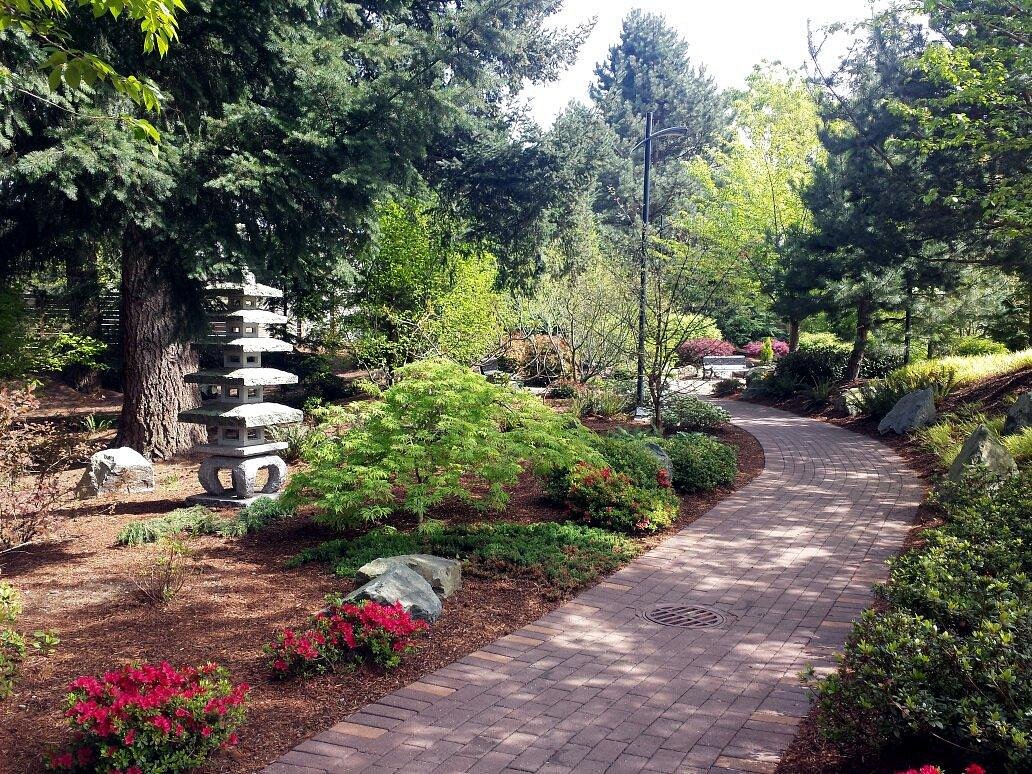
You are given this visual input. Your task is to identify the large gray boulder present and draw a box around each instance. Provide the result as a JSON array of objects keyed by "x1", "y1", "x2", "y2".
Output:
[
  {"x1": 76, "y1": 447, "x2": 154, "y2": 498},
  {"x1": 345, "y1": 565, "x2": 443, "y2": 622},
  {"x1": 878, "y1": 388, "x2": 937, "y2": 435},
  {"x1": 356, "y1": 554, "x2": 462, "y2": 598},
  {"x1": 948, "y1": 424, "x2": 1018, "y2": 483},
  {"x1": 1003, "y1": 392, "x2": 1032, "y2": 436}
]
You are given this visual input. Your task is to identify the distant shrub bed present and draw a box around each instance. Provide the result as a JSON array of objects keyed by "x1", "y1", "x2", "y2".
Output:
[
  {"x1": 815, "y1": 471, "x2": 1032, "y2": 769},
  {"x1": 742, "y1": 339, "x2": 788, "y2": 359},
  {"x1": 947, "y1": 336, "x2": 1009, "y2": 357},
  {"x1": 662, "y1": 433, "x2": 738, "y2": 493},
  {"x1": 291, "y1": 520, "x2": 639, "y2": 594},
  {"x1": 677, "y1": 338, "x2": 735, "y2": 365}
]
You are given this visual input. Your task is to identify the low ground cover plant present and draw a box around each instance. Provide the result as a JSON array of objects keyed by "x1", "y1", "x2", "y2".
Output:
[
  {"x1": 285, "y1": 358, "x2": 602, "y2": 529},
  {"x1": 1, "y1": 581, "x2": 24, "y2": 699},
  {"x1": 268, "y1": 600, "x2": 428, "y2": 677},
  {"x1": 50, "y1": 662, "x2": 248, "y2": 773},
  {"x1": 564, "y1": 462, "x2": 678, "y2": 534},
  {"x1": 815, "y1": 471, "x2": 1032, "y2": 768},
  {"x1": 662, "y1": 433, "x2": 738, "y2": 493},
  {"x1": 661, "y1": 393, "x2": 730, "y2": 430},
  {"x1": 117, "y1": 498, "x2": 292, "y2": 547},
  {"x1": 293, "y1": 520, "x2": 639, "y2": 594}
]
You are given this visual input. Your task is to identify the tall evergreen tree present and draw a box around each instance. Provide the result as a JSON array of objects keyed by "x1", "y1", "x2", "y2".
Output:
[{"x1": 0, "y1": 0, "x2": 582, "y2": 458}]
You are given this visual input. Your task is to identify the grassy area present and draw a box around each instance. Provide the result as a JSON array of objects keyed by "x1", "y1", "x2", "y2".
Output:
[
  {"x1": 290, "y1": 520, "x2": 640, "y2": 595},
  {"x1": 896, "y1": 348, "x2": 1032, "y2": 388},
  {"x1": 917, "y1": 409, "x2": 1032, "y2": 467}
]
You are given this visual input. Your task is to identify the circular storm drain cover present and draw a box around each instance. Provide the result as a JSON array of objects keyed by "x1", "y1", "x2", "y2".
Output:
[{"x1": 642, "y1": 604, "x2": 726, "y2": 629}]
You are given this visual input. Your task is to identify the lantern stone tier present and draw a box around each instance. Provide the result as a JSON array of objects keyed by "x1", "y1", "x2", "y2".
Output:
[{"x1": 178, "y1": 274, "x2": 303, "y2": 506}]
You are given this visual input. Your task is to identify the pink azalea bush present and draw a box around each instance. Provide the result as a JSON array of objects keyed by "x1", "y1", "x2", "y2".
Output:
[
  {"x1": 742, "y1": 339, "x2": 789, "y2": 358},
  {"x1": 50, "y1": 662, "x2": 247, "y2": 773},
  {"x1": 896, "y1": 765, "x2": 985, "y2": 774},
  {"x1": 676, "y1": 338, "x2": 736, "y2": 365},
  {"x1": 268, "y1": 600, "x2": 428, "y2": 676}
]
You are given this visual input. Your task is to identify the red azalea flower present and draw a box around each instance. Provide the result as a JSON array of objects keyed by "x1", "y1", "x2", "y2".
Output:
[{"x1": 964, "y1": 767, "x2": 986, "y2": 774}]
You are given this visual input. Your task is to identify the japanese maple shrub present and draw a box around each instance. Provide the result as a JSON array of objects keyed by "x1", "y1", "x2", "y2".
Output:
[
  {"x1": 50, "y1": 662, "x2": 248, "y2": 773},
  {"x1": 268, "y1": 600, "x2": 428, "y2": 677},
  {"x1": 285, "y1": 358, "x2": 601, "y2": 529}
]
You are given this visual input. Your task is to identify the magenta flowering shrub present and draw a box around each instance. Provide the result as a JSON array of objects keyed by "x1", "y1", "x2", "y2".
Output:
[
  {"x1": 268, "y1": 600, "x2": 428, "y2": 676},
  {"x1": 896, "y1": 765, "x2": 985, "y2": 774},
  {"x1": 50, "y1": 662, "x2": 247, "y2": 773},
  {"x1": 742, "y1": 339, "x2": 788, "y2": 358},
  {"x1": 676, "y1": 338, "x2": 736, "y2": 365}
]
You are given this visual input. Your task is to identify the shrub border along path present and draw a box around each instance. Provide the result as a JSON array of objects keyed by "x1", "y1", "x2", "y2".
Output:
[{"x1": 263, "y1": 401, "x2": 922, "y2": 774}]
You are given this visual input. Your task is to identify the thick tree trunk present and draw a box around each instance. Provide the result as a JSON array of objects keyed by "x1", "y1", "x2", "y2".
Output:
[
  {"x1": 115, "y1": 229, "x2": 205, "y2": 460},
  {"x1": 844, "y1": 298, "x2": 873, "y2": 382},
  {"x1": 788, "y1": 318, "x2": 800, "y2": 352}
]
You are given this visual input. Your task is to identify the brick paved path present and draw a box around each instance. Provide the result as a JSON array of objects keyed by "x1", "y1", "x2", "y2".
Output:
[{"x1": 264, "y1": 401, "x2": 922, "y2": 774}]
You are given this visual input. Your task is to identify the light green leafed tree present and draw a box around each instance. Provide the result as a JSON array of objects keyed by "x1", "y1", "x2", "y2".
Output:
[
  {"x1": 0, "y1": 0, "x2": 184, "y2": 142},
  {"x1": 683, "y1": 65, "x2": 823, "y2": 347}
]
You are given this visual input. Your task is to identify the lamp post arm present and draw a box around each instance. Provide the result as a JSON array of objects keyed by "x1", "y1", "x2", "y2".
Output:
[{"x1": 632, "y1": 125, "x2": 688, "y2": 151}]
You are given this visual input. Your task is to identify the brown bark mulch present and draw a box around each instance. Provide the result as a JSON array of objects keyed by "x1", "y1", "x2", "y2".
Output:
[{"x1": 0, "y1": 419, "x2": 763, "y2": 774}]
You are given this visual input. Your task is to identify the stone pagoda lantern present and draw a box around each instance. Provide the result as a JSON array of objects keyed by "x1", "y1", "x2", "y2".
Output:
[{"x1": 179, "y1": 271, "x2": 302, "y2": 505}]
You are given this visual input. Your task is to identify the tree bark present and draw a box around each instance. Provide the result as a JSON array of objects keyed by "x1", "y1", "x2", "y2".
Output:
[
  {"x1": 788, "y1": 318, "x2": 800, "y2": 352},
  {"x1": 844, "y1": 298, "x2": 873, "y2": 382},
  {"x1": 115, "y1": 228, "x2": 205, "y2": 459}
]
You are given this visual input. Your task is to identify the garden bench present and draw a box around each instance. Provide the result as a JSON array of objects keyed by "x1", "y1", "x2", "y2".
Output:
[{"x1": 701, "y1": 355, "x2": 748, "y2": 379}]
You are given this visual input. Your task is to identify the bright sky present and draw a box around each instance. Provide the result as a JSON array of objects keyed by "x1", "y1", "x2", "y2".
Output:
[{"x1": 522, "y1": 0, "x2": 877, "y2": 127}]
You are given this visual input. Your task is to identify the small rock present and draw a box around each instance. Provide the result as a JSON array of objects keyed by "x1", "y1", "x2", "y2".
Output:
[
  {"x1": 678, "y1": 365, "x2": 701, "y2": 379},
  {"x1": 1003, "y1": 392, "x2": 1032, "y2": 436},
  {"x1": 878, "y1": 388, "x2": 937, "y2": 435},
  {"x1": 76, "y1": 447, "x2": 154, "y2": 498},
  {"x1": 948, "y1": 424, "x2": 1018, "y2": 483},
  {"x1": 345, "y1": 565, "x2": 443, "y2": 622},
  {"x1": 644, "y1": 442, "x2": 674, "y2": 483},
  {"x1": 356, "y1": 554, "x2": 462, "y2": 598},
  {"x1": 836, "y1": 387, "x2": 866, "y2": 417}
]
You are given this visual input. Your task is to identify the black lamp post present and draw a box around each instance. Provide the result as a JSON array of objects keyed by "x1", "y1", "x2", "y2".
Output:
[{"x1": 632, "y1": 111, "x2": 688, "y2": 415}]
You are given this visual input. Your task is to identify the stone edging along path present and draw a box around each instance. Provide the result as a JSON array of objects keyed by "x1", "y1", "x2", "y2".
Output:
[{"x1": 263, "y1": 400, "x2": 923, "y2": 774}]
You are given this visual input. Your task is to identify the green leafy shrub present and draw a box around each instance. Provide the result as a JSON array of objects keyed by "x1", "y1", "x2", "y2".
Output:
[
  {"x1": 798, "y1": 332, "x2": 851, "y2": 351},
  {"x1": 711, "y1": 378, "x2": 743, "y2": 397},
  {"x1": 292, "y1": 520, "x2": 639, "y2": 593},
  {"x1": 661, "y1": 393, "x2": 730, "y2": 430},
  {"x1": 0, "y1": 581, "x2": 25, "y2": 699},
  {"x1": 815, "y1": 472, "x2": 1032, "y2": 767},
  {"x1": 662, "y1": 433, "x2": 738, "y2": 493},
  {"x1": 589, "y1": 429, "x2": 665, "y2": 490},
  {"x1": 948, "y1": 336, "x2": 1009, "y2": 357},
  {"x1": 546, "y1": 380, "x2": 579, "y2": 399},
  {"x1": 286, "y1": 358, "x2": 602, "y2": 529},
  {"x1": 267, "y1": 422, "x2": 326, "y2": 463},
  {"x1": 773, "y1": 345, "x2": 849, "y2": 392},
  {"x1": 859, "y1": 342, "x2": 906, "y2": 378},
  {"x1": 117, "y1": 499, "x2": 292, "y2": 546},
  {"x1": 565, "y1": 463, "x2": 677, "y2": 534},
  {"x1": 571, "y1": 380, "x2": 629, "y2": 418},
  {"x1": 267, "y1": 600, "x2": 428, "y2": 676}
]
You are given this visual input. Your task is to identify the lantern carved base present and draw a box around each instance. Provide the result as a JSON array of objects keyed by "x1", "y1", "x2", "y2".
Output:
[{"x1": 187, "y1": 454, "x2": 288, "y2": 507}]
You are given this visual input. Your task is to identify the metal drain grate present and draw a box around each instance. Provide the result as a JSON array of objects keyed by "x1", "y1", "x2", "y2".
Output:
[{"x1": 642, "y1": 604, "x2": 725, "y2": 629}]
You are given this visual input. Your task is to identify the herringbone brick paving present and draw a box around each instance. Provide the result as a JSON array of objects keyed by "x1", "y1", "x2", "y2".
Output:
[{"x1": 263, "y1": 400, "x2": 922, "y2": 774}]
